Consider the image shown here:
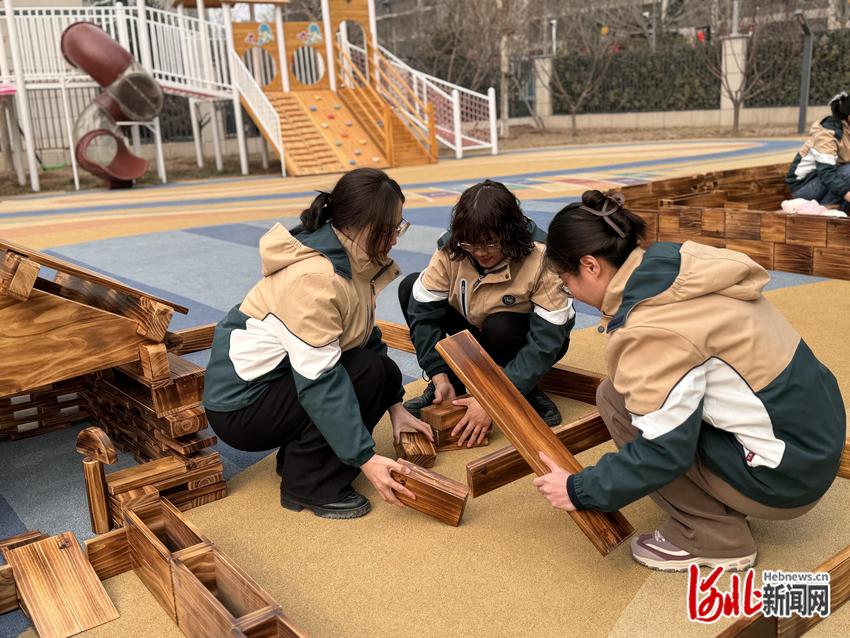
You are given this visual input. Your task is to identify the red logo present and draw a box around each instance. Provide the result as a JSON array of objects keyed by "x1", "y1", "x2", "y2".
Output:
[{"x1": 687, "y1": 565, "x2": 763, "y2": 623}]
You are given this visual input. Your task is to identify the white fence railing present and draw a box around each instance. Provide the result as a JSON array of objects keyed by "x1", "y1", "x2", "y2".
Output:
[
  {"x1": 0, "y1": 5, "x2": 231, "y2": 97},
  {"x1": 229, "y1": 49, "x2": 282, "y2": 160}
]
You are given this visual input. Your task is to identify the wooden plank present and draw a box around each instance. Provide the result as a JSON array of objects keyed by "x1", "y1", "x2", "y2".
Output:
[
  {"x1": 827, "y1": 218, "x2": 850, "y2": 249},
  {"x1": 164, "y1": 482, "x2": 228, "y2": 512},
  {"x1": 174, "y1": 323, "x2": 216, "y2": 355},
  {"x1": 238, "y1": 608, "x2": 309, "y2": 638},
  {"x1": 837, "y1": 440, "x2": 850, "y2": 480},
  {"x1": 0, "y1": 238, "x2": 187, "y2": 312},
  {"x1": 52, "y1": 272, "x2": 176, "y2": 341},
  {"x1": 6, "y1": 532, "x2": 119, "y2": 638},
  {"x1": 0, "y1": 564, "x2": 17, "y2": 614},
  {"x1": 657, "y1": 210, "x2": 681, "y2": 235},
  {"x1": 786, "y1": 215, "x2": 828, "y2": 247},
  {"x1": 813, "y1": 247, "x2": 850, "y2": 280},
  {"x1": 5, "y1": 257, "x2": 40, "y2": 301},
  {"x1": 393, "y1": 431, "x2": 436, "y2": 468},
  {"x1": 0, "y1": 530, "x2": 47, "y2": 561},
  {"x1": 110, "y1": 485, "x2": 161, "y2": 528},
  {"x1": 107, "y1": 456, "x2": 188, "y2": 495},
  {"x1": 760, "y1": 213, "x2": 787, "y2": 243},
  {"x1": 0, "y1": 288, "x2": 150, "y2": 397},
  {"x1": 437, "y1": 331, "x2": 634, "y2": 555},
  {"x1": 774, "y1": 243, "x2": 814, "y2": 275},
  {"x1": 467, "y1": 411, "x2": 610, "y2": 497},
  {"x1": 154, "y1": 429, "x2": 218, "y2": 456},
  {"x1": 83, "y1": 458, "x2": 112, "y2": 535},
  {"x1": 84, "y1": 528, "x2": 132, "y2": 581},
  {"x1": 391, "y1": 459, "x2": 469, "y2": 526}
]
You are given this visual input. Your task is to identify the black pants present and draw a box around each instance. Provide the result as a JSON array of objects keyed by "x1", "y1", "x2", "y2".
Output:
[
  {"x1": 206, "y1": 348, "x2": 402, "y2": 504},
  {"x1": 398, "y1": 272, "x2": 566, "y2": 392}
]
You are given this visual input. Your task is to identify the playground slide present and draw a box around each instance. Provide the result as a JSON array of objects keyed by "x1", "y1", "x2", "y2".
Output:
[{"x1": 61, "y1": 22, "x2": 163, "y2": 189}]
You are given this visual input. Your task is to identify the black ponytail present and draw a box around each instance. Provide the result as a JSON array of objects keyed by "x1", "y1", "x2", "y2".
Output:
[
  {"x1": 300, "y1": 191, "x2": 333, "y2": 232},
  {"x1": 546, "y1": 190, "x2": 647, "y2": 274}
]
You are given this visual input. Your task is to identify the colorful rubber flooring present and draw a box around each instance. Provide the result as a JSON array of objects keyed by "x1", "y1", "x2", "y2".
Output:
[{"x1": 4, "y1": 137, "x2": 848, "y2": 637}]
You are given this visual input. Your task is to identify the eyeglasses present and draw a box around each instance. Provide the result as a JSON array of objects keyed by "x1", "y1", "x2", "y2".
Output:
[
  {"x1": 395, "y1": 218, "x2": 410, "y2": 237},
  {"x1": 458, "y1": 241, "x2": 500, "y2": 253}
]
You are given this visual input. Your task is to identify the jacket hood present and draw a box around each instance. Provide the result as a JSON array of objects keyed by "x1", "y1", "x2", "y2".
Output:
[
  {"x1": 259, "y1": 221, "x2": 352, "y2": 279},
  {"x1": 606, "y1": 241, "x2": 770, "y2": 332}
]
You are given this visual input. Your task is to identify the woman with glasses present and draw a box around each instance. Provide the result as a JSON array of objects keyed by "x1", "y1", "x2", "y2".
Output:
[
  {"x1": 203, "y1": 168, "x2": 432, "y2": 520},
  {"x1": 534, "y1": 189, "x2": 844, "y2": 572},
  {"x1": 398, "y1": 180, "x2": 575, "y2": 446}
]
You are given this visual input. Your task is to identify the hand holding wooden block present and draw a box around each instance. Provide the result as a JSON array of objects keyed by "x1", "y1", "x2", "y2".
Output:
[
  {"x1": 391, "y1": 459, "x2": 469, "y2": 526},
  {"x1": 421, "y1": 395, "x2": 489, "y2": 450}
]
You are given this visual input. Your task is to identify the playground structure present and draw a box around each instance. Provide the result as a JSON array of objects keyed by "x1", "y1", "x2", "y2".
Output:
[{"x1": 0, "y1": 0, "x2": 498, "y2": 191}]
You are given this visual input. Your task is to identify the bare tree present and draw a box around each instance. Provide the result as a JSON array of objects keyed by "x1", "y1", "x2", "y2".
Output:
[{"x1": 691, "y1": 0, "x2": 803, "y2": 133}]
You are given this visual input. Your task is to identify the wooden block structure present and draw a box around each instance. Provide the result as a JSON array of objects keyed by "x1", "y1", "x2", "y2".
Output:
[
  {"x1": 436, "y1": 330, "x2": 634, "y2": 556},
  {"x1": 0, "y1": 499, "x2": 307, "y2": 638},
  {"x1": 618, "y1": 163, "x2": 850, "y2": 280},
  {"x1": 0, "y1": 379, "x2": 88, "y2": 440},
  {"x1": 391, "y1": 459, "x2": 469, "y2": 526},
  {"x1": 394, "y1": 431, "x2": 436, "y2": 468}
]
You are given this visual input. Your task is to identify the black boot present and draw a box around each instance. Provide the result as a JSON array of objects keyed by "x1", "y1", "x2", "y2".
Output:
[
  {"x1": 525, "y1": 386, "x2": 561, "y2": 427},
  {"x1": 402, "y1": 381, "x2": 436, "y2": 418},
  {"x1": 280, "y1": 487, "x2": 372, "y2": 519}
]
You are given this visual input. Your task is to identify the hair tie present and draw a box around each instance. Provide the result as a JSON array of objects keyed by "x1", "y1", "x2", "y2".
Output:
[{"x1": 577, "y1": 191, "x2": 627, "y2": 239}]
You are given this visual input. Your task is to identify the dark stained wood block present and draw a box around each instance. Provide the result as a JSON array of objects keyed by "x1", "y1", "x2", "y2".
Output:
[
  {"x1": 437, "y1": 331, "x2": 634, "y2": 555},
  {"x1": 813, "y1": 247, "x2": 850, "y2": 280},
  {"x1": 700, "y1": 208, "x2": 726, "y2": 238},
  {"x1": 725, "y1": 211, "x2": 762, "y2": 240},
  {"x1": 6, "y1": 532, "x2": 119, "y2": 638},
  {"x1": 421, "y1": 398, "x2": 468, "y2": 446},
  {"x1": 84, "y1": 527, "x2": 132, "y2": 581},
  {"x1": 632, "y1": 210, "x2": 658, "y2": 243},
  {"x1": 774, "y1": 243, "x2": 814, "y2": 275},
  {"x1": 393, "y1": 431, "x2": 436, "y2": 468},
  {"x1": 759, "y1": 213, "x2": 787, "y2": 243},
  {"x1": 467, "y1": 411, "x2": 611, "y2": 497},
  {"x1": 173, "y1": 323, "x2": 216, "y2": 355},
  {"x1": 76, "y1": 427, "x2": 117, "y2": 464},
  {"x1": 725, "y1": 240, "x2": 774, "y2": 270},
  {"x1": 678, "y1": 208, "x2": 703, "y2": 235},
  {"x1": 139, "y1": 343, "x2": 171, "y2": 383},
  {"x1": 827, "y1": 218, "x2": 850, "y2": 249},
  {"x1": 538, "y1": 364, "x2": 604, "y2": 405},
  {"x1": 786, "y1": 215, "x2": 828, "y2": 247},
  {"x1": 391, "y1": 459, "x2": 469, "y2": 526}
]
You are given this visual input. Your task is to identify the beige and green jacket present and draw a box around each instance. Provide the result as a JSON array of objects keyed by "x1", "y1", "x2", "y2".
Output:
[
  {"x1": 407, "y1": 221, "x2": 574, "y2": 394},
  {"x1": 568, "y1": 241, "x2": 846, "y2": 512},
  {"x1": 203, "y1": 221, "x2": 401, "y2": 467},
  {"x1": 786, "y1": 115, "x2": 850, "y2": 197}
]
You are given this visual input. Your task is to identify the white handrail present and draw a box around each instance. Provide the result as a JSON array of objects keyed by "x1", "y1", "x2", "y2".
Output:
[{"x1": 228, "y1": 49, "x2": 282, "y2": 158}]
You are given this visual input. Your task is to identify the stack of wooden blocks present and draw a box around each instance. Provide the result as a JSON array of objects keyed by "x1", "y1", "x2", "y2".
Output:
[
  {"x1": 619, "y1": 163, "x2": 850, "y2": 280},
  {"x1": 0, "y1": 380, "x2": 88, "y2": 440}
]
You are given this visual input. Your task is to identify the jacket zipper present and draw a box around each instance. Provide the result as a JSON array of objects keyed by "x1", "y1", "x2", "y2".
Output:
[
  {"x1": 463, "y1": 264, "x2": 508, "y2": 320},
  {"x1": 363, "y1": 263, "x2": 392, "y2": 346}
]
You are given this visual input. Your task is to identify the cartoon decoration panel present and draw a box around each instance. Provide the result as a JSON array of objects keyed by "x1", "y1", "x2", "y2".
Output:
[
  {"x1": 233, "y1": 22, "x2": 281, "y2": 89},
  {"x1": 284, "y1": 22, "x2": 330, "y2": 90}
]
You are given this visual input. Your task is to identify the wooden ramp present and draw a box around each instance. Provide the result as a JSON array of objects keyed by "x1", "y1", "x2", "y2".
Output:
[{"x1": 5, "y1": 532, "x2": 119, "y2": 638}]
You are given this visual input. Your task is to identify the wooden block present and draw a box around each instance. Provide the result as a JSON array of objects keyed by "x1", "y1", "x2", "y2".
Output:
[
  {"x1": 436, "y1": 437, "x2": 489, "y2": 452},
  {"x1": 394, "y1": 431, "x2": 436, "y2": 468},
  {"x1": 467, "y1": 411, "x2": 611, "y2": 497},
  {"x1": 172, "y1": 546, "x2": 281, "y2": 638},
  {"x1": 107, "y1": 456, "x2": 188, "y2": 495},
  {"x1": 0, "y1": 288, "x2": 151, "y2": 397},
  {"x1": 838, "y1": 440, "x2": 850, "y2": 480},
  {"x1": 725, "y1": 240, "x2": 774, "y2": 270},
  {"x1": 111, "y1": 485, "x2": 160, "y2": 527},
  {"x1": 539, "y1": 364, "x2": 605, "y2": 405},
  {"x1": 760, "y1": 213, "x2": 787, "y2": 243},
  {"x1": 391, "y1": 459, "x2": 469, "y2": 526},
  {"x1": 787, "y1": 215, "x2": 828, "y2": 247},
  {"x1": 174, "y1": 323, "x2": 216, "y2": 354},
  {"x1": 5, "y1": 532, "x2": 119, "y2": 638},
  {"x1": 139, "y1": 343, "x2": 171, "y2": 383},
  {"x1": 774, "y1": 243, "x2": 814, "y2": 275},
  {"x1": 421, "y1": 398, "x2": 467, "y2": 446},
  {"x1": 84, "y1": 527, "x2": 132, "y2": 581},
  {"x1": 813, "y1": 247, "x2": 850, "y2": 280},
  {"x1": 237, "y1": 608, "x2": 309, "y2": 638},
  {"x1": 125, "y1": 499, "x2": 211, "y2": 621},
  {"x1": 154, "y1": 429, "x2": 218, "y2": 456},
  {"x1": 164, "y1": 406, "x2": 208, "y2": 438},
  {"x1": 76, "y1": 427, "x2": 118, "y2": 464},
  {"x1": 678, "y1": 208, "x2": 703, "y2": 235},
  {"x1": 437, "y1": 331, "x2": 634, "y2": 555},
  {"x1": 6, "y1": 257, "x2": 40, "y2": 301},
  {"x1": 0, "y1": 564, "x2": 16, "y2": 614},
  {"x1": 83, "y1": 458, "x2": 112, "y2": 535},
  {"x1": 725, "y1": 211, "x2": 762, "y2": 240},
  {"x1": 164, "y1": 482, "x2": 228, "y2": 512},
  {"x1": 0, "y1": 530, "x2": 47, "y2": 561},
  {"x1": 827, "y1": 218, "x2": 850, "y2": 249},
  {"x1": 375, "y1": 320, "x2": 414, "y2": 352},
  {"x1": 657, "y1": 210, "x2": 680, "y2": 235}
]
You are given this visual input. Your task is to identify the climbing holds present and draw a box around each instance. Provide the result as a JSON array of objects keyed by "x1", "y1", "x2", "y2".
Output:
[
  {"x1": 349, "y1": 159, "x2": 357, "y2": 165},
  {"x1": 309, "y1": 105, "x2": 317, "y2": 112}
]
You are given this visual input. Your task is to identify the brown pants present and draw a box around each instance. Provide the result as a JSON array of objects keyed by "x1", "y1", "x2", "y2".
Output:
[{"x1": 596, "y1": 378, "x2": 818, "y2": 558}]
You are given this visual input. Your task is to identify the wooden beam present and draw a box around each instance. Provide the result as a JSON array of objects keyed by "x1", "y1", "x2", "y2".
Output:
[
  {"x1": 376, "y1": 319, "x2": 604, "y2": 404},
  {"x1": 436, "y1": 331, "x2": 634, "y2": 555},
  {"x1": 138, "y1": 343, "x2": 171, "y2": 383},
  {"x1": 391, "y1": 459, "x2": 469, "y2": 526},
  {"x1": 394, "y1": 431, "x2": 436, "y2": 468},
  {"x1": 173, "y1": 323, "x2": 216, "y2": 355},
  {"x1": 467, "y1": 411, "x2": 611, "y2": 497},
  {"x1": 0, "y1": 530, "x2": 47, "y2": 561},
  {"x1": 83, "y1": 458, "x2": 112, "y2": 535}
]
